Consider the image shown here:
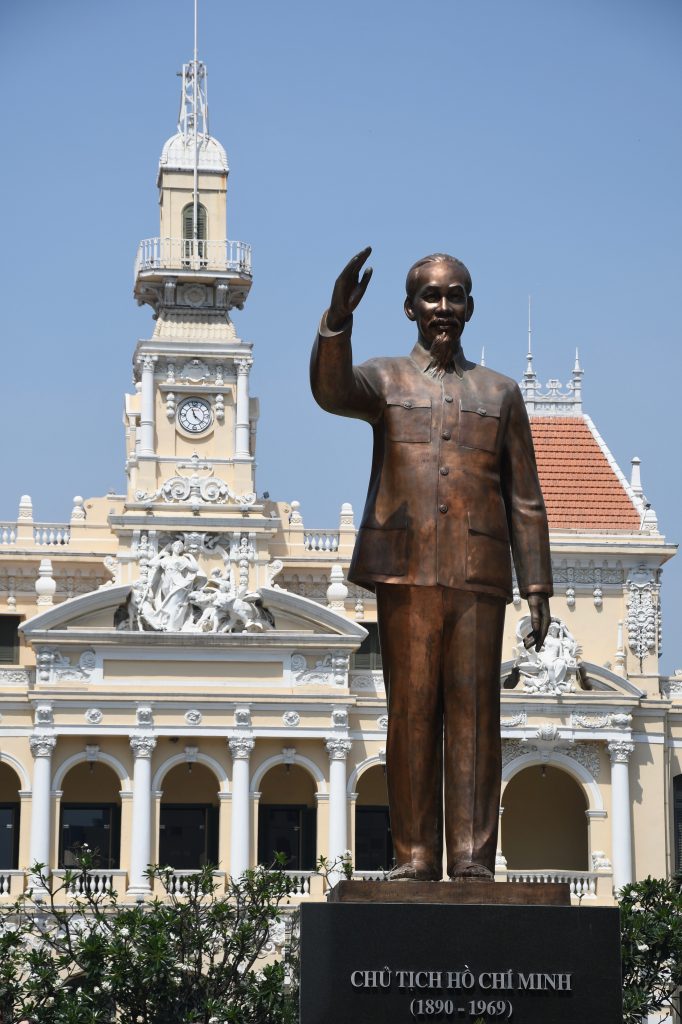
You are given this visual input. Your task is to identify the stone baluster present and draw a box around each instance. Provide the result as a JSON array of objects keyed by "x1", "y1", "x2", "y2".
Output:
[
  {"x1": 608, "y1": 740, "x2": 634, "y2": 891},
  {"x1": 128, "y1": 734, "x2": 157, "y2": 895},
  {"x1": 35, "y1": 559, "x2": 56, "y2": 606},
  {"x1": 229, "y1": 736, "x2": 254, "y2": 878}
]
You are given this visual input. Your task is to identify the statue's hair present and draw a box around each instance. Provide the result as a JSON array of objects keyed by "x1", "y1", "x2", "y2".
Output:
[{"x1": 405, "y1": 254, "x2": 472, "y2": 300}]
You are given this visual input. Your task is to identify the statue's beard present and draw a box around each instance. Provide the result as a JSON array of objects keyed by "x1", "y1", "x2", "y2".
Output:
[{"x1": 430, "y1": 333, "x2": 457, "y2": 369}]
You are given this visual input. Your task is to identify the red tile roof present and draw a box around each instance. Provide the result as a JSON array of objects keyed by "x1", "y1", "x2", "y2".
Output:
[{"x1": 529, "y1": 417, "x2": 641, "y2": 531}]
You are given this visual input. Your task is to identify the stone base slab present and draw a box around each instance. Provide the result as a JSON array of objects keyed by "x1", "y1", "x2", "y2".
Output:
[{"x1": 328, "y1": 879, "x2": 571, "y2": 905}]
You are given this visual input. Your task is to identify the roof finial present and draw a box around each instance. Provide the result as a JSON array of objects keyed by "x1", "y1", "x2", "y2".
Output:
[
  {"x1": 527, "y1": 295, "x2": 533, "y2": 371},
  {"x1": 480, "y1": 346, "x2": 486, "y2": 367},
  {"x1": 574, "y1": 347, "x2": 582, "y2": 373}
]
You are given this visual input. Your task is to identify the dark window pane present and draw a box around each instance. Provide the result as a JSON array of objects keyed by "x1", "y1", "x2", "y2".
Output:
[
  {"x1": 355, "y1": 806, "x2": 393, "y2": 871},
  {"x1": 0, "y1": 806, "x2": 19, "y2": 869},
  {"x1": 352, "y1": 622, "x2": 382, "y2": 671},
  {"x1": 674, "y1": 776, "x2": 682, "y2": 874},
  {"x1": 0, "y1": 617, "x2": 20, "y2": 664},
  {"x1": 159, "y1": 805, "x2": 216, "y2": 870},
  {"x1": 60, "y1": 805, "x2": 119, "y2": 869},
  {"x1": 258, "y1": 805, "x2": 317, "y2": 871}
]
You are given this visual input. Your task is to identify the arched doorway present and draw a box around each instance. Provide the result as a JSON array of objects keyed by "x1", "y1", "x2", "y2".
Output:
[
  {"x1": 257, "y1": 764, "x2": 317, "y2": 870},
  {"x1": 159, "y1": 763, "x2": 219, "y2": 870},
  {"x1": 502, "y1": 764, "x2": 588, "y2": 870},
  {"x1": 355, "y1": 764, "x2": 393, "y2": 872},
  {"x1": 0, "y1": 762, "x2": 21, "y2": 869},
  {"x1": 60, "y1": 762, "x2": 121, "y2": 869}
]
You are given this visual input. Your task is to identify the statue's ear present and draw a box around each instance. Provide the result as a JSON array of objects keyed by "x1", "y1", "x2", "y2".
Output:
[
  {"x1": 465, "y1": 295, "x2": 475, "y2": 322},
  {"x1": 404, "y1": 297, "x2": 416, "y2": 322}
]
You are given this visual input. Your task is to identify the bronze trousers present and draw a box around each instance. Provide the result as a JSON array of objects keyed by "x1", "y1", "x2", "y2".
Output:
[{"x1": 375, "y1": 584, "x2": 506, "y2": 877}]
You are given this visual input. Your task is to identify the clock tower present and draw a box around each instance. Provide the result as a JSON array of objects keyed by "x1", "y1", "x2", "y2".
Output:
[{"x1": 114, "y1": 48, "x2": 270, "y2": 587}]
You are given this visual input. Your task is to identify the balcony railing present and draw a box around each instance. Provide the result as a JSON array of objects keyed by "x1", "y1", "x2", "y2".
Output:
[
  {"x1": 135, "y1": 237, "x2": 252, "y2": 277},
  {"x1": 53, "y1": 869, "x2": 128, "y2": 896},
  {"x1": 507, "y1": 869, "x2": 598, "y2": 899}
]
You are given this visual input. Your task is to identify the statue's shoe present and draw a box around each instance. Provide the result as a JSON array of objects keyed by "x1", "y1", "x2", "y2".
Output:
[
  {"x1": 449, "y1": 862, "x2": 494, "y2": 880},
  {"x1": 387, "y1": 862, "x2": 440, "y2": 882}
]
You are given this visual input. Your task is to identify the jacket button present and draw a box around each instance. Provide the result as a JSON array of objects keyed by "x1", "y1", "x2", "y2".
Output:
[
  {"x1": 439, "y1": 466, "x2": 449, "y2": 476},
  {"x1": 441, "y1": 430, "x2": 451, "y2": 440},
  {"x1": 402, "y1": 400, "x2": 413, "y2": 409},
  {"x1": 439, "y1": 503, "x2": 448, "y2": 514},
  {"x1": 444, "y1": 394, "x2": 453, "y2": 403}
]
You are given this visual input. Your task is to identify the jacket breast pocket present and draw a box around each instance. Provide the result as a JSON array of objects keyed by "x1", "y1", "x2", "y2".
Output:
[
  {"x1": 385, "y1": 399, "x2": 432, "y2": 443},
  {"x1": 458, "y1": 399, "x2": 501, "y2": 453}
]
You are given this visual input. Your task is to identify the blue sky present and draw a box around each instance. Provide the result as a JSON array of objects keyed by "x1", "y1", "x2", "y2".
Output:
[{"x1": 1, "y1": 0, "x2": 681, "y2": 670}]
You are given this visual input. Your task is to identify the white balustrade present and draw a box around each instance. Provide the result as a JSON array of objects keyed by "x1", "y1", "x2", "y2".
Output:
[
  {"x1": 507, "y1": 869, "x2": 598, "y2": 899},
  {"x1": 283, "y1": 870, "x2": 313, "y2": 896},
  {"x1": 53, "y1": 869, "x2": 126, "y2": 896},
  {"x1": 352, "y1": 870, "x2": 387, "y2": 882},
  {"x1": 165, "y1": 870, "x2": 226, "y2": 896},
  {"x1": 0, "y1": 524, "x2": 17, "y2": 545},
  {"x1": 304, "y1": 531, "x2": 340, "y2": 552},
  {"x1": 135, "y1": 237, "x2": 252, "y2": 276},
  {"x1": 33, "y1": 523, "x2": 71, "y2": 546}
]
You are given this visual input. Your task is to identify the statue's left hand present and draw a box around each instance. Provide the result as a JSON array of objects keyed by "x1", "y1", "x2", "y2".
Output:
[{"x1": 527, "y1": 594, "x2": 551, "y2": 652}]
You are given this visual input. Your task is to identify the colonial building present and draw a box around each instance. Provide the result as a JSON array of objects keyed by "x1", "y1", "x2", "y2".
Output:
[{"x1": 0, "y1": 51, "x2": 679, "y2": 909}]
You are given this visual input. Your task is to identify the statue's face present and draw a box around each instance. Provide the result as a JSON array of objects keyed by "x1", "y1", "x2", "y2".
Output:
[
  {"x1": 404, "y1": 262, "x2": 474, "y2": 350},
  {"x1": 171, "y1": 541, "x2": 184, "y2": 555}
]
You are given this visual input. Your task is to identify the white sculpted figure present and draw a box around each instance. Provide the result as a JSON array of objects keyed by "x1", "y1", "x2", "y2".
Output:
[
  {"x1": 116, "y1": 541, "x2": 275, "y2": 633},
  {"x1": 139, "y1": 540, "x2": 206, "y2": 632},
  {"x1": 513, "y1": 616, "x2": 582, "y2": 694}
]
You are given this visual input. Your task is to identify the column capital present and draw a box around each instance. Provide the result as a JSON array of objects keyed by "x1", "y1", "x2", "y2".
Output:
[
  {"x1": 326, "y1": 737, "x2": 352, "y2": 761},
  {"x1": 235, "y1": 357, "x2": 253, "y2": 375},
  {"x1": 608, "y1": 740, "x2": 634, "y2": 764},
  {"x1": 137, "y1": 354, "x2": 158, "y2": 371},
  {"x1": 29, "y1": 733, "x2": 56, "y2": 759},
  {"x1": 229, "y1": 736, "x2": 255, "y2": 760},
  {"x1": 130, "y1": 734, "x2": 157, "y2": 759}
]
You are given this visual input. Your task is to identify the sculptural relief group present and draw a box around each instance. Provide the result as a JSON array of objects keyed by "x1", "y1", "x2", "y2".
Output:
[{"x1": 115, "y1": 540, "x2": 274, "y2": 634}]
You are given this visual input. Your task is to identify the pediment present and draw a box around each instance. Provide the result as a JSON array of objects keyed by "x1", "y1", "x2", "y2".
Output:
[{"x1": 21, "y1": 584, "x2": 367, "y2": 642}]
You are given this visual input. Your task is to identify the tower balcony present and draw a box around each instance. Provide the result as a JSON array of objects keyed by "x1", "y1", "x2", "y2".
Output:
[
  {"x1": 135, "y1": 237, "x2": 252, "y2": 277},
  {"x1": 134, "y1": 237, "x2": 253, "y2": 313}
]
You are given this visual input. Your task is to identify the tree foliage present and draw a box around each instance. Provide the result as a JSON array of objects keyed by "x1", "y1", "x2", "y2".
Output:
[
  {"x1": 0, "y1": 856, "x2": 298, "y2": 1024},
  {"x1": 620, "y1": 874, "x2": 682, "y2": 1024}
]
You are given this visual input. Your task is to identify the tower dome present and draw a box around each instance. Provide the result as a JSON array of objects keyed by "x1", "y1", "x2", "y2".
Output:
[{"x1": 158, "y1": 131, "x2": 228, "y2": 180}]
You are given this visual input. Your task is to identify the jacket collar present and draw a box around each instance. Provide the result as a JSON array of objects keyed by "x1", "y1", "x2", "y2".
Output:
[{"x1": 409, "y1": 340, "x2": 466, "y2": 379}]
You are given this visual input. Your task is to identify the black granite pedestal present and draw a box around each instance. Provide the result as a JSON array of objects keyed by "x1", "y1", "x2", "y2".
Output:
[{"x1": 300, "y1": 886, "x2": 622, "y2": 1024}]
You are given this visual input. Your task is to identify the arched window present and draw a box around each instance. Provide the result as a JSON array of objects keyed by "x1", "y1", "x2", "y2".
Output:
[
  {"x1": 181, "y1": 203, "x2": 207, "y2": 264},
  {"x1": 674, "y1": 775, "x2": 682, "y2": 875}
]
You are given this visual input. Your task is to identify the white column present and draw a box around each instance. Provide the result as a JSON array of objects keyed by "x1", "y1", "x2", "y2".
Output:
[
  {"x1": 234, "y1": 358, "x2": 252, "y2": 458},
  {"x1": 608, "y1": 740, "x2": 634, "y2": 891},
  {"x1": 326, "y1": 738, "x2": 351, "y2": 880},
  {"x1": 129, "y1": 735, "x2": 156, "y2": 895},
  {"x1": 138, "y1": 354, "x2": 157, "y2": 457},
  {"x1": 229, "y1": 736, "x2": 254, "y2": 878},
  {"x1": 29, "y1": 734, "x2": 56, "y2": 890}
]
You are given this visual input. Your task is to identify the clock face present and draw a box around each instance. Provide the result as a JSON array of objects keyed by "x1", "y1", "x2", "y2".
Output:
[{"x1": 178, "y1": 397, "x2": 213, "y2": 433}]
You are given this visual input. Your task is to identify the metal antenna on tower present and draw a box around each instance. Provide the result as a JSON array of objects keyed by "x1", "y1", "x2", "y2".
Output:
[{"x1": 177, "y1": 0, "x2": 209, "y2": 250}]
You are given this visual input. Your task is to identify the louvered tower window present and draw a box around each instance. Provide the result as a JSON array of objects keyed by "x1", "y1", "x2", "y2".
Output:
[{"x1": 182, "y1": 203, "x2": 207, "y2": 264}]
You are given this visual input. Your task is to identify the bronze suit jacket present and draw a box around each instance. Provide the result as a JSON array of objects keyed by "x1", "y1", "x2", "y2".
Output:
[{"x1": 310, "y1": 319, "x2": 553, "y2": 603}]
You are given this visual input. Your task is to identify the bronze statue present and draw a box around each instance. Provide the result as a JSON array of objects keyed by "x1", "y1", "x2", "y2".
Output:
[{"x1": 311, "y1": 248, "x2": 552, "y2": 881}]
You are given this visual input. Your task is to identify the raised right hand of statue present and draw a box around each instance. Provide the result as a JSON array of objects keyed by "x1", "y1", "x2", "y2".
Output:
[{"x1": 326, "y1": 247, "x2": 373, "y2": 332}]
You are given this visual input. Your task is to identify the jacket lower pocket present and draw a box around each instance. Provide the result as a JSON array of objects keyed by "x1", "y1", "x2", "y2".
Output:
[{"x1": 355, "y1": 526, "x2": 407, "y2": 577}]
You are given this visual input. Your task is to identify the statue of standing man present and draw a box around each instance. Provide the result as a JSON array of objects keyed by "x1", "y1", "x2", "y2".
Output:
[{"x1": 311, "y1": 248, "x2": 552, "y2": 880}]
